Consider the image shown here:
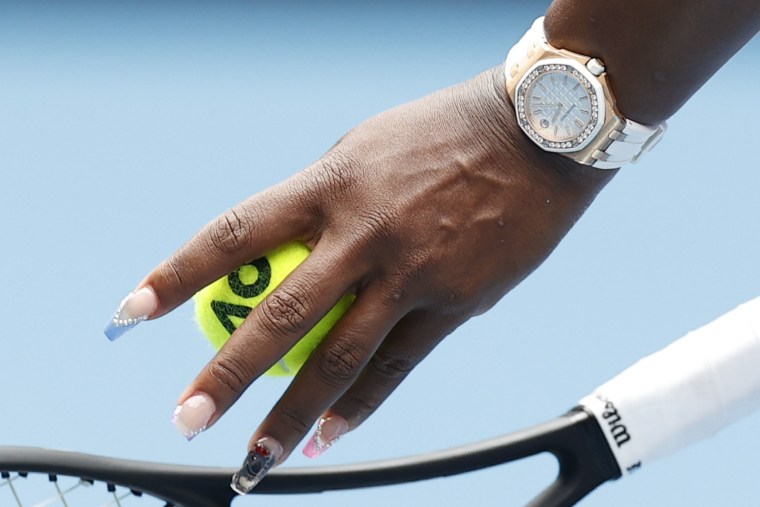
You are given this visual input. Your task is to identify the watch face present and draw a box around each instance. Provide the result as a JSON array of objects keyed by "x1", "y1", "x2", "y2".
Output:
[{"x1": 515, "y1": 61, "x2": 603, "y2": 152}]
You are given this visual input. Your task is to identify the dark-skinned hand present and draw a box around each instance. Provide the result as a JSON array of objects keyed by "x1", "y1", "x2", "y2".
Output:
[{"x1": 104, "y1": 65, "x2": 614, "y2": 492}]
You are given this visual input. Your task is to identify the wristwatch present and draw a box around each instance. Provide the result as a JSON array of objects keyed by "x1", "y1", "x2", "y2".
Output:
[{"x1": 504, "y1": 17, "x2": 667, "y2": 170}]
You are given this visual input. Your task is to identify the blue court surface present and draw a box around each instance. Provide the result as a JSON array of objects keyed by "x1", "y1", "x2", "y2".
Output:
[{"x1": 1, "y1": 2, "x2": 759, "y2": 505}]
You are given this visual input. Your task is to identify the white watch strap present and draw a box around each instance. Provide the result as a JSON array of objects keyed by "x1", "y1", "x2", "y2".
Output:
[
  {"x1": 505, "y1": 17, "x2": 666, "y2": 169},
  {"x1": 505, "y1": 17, "x2": 545, "y2": 80},
  {"x1": 590, "y1": 120, "x2": 667, "y2": 170}
]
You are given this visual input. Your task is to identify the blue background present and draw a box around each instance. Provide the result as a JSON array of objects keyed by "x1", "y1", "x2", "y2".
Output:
[{"x1": 1, "y1": 1, "x2": 759, "y2": 505}]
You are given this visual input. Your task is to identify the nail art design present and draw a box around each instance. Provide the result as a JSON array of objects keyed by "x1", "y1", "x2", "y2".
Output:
[
  {"x1": 302, "y1": 415, "x2": 349, "y2": 459},
  {"x1": 104, "y1": 287, "x2": 158, "y2": 341},
  {"x1": 230, "y1": 438, "x2": 282, "y2": 495},
  {"x1": 171, "y1": 393, "x2": 216, "y2": 441}
]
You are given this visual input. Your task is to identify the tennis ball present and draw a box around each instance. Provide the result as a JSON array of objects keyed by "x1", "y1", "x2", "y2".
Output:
[{"x1": 193, "y1": 241, "x2": 353, "y2": 376}]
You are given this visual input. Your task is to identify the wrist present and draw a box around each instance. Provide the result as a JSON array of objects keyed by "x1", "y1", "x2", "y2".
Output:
[
  {"x1": 544, "y1": 0, "x2": 760, "y2": 125},
  {"x1": 481, "y1": 65, "x2": 617, "y2": 190},
  {"x1": 543, "y1": 8, "x2": 677, "y2": 125},
  {"x1": 502, "y1": 17, "x2": 667, "y2": 170}
]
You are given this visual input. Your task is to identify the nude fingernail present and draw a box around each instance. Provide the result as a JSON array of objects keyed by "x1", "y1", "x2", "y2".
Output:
[
  {"x1": 230, "y1": 437, "x2": 283, "y2": 494},
  {"x1": 302, "y1": 415, "x2": 349, "y2": 459},
  {"x1": 171, "y1": 393, "x2": 216, "y2": 441},
  {"x1": 104, "y1": 286, "x2": 158, "y2": 341}
]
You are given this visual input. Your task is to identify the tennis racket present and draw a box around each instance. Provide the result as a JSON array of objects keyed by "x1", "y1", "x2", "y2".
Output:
[{"x1": 2, "y1": 295, "x2": 758, "y2": 507}]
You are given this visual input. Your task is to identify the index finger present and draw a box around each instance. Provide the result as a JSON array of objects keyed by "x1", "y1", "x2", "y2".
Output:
[{"x1": 104, "y1": 178, "x2": 318, "y2": 340}]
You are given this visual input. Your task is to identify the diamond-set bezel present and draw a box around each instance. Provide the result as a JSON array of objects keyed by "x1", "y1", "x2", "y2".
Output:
[{"x1": 514, "y1": 58, "x2": 606, "y2": 153}]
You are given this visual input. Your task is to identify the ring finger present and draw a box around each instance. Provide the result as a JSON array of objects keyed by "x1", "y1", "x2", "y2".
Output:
[{"x1": 303, "y1": 310, "x2": 458, "y2": 458}]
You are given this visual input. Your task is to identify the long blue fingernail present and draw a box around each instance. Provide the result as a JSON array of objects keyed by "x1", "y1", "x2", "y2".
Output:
[{"x1": 104, "y1": 287, "x2": 158, "y2": 341}]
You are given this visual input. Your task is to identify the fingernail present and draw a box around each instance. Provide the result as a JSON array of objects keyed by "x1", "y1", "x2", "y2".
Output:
[
  {"x1": 230, "y1": 437, "x2": 283, "y2": 495},
  {"x1": 302, "y1": 415, "x2": 349, "y2": 459},
  {"x1": 171, "y1": 392, "x2": 216, "y2": 441},
  {"x1": 104, "y1": 286, "x2": 158, "y2": 341}
]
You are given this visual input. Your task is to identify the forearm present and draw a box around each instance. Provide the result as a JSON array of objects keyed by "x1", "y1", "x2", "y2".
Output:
[{"x1": 545, "y1": 0, "x2": 760, "y2": 125}]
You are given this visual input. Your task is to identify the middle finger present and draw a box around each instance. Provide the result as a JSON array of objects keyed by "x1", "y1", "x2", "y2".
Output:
[{"x1": 230, "y1": 284, "x2": 406, "y2": 493}]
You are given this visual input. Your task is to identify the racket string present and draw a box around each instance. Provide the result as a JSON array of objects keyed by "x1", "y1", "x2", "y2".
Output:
[
  {"x1": 1, "y1": 472, "x2": 24, "y2": 506},
  {"x1": 0, "y1": 472, "x2": 173, "y2": 507}
]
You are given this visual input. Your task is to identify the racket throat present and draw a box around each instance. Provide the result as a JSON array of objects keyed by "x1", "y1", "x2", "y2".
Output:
[{"x1": 528, "y1": 408, "x2": 621, "y2": 507}]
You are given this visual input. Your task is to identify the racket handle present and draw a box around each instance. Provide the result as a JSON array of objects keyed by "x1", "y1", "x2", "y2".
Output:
[{"x1": 579, "y1": 295, "x2": 760, "y2": 475}]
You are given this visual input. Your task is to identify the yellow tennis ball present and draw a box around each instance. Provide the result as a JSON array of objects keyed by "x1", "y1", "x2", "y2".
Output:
[{"x1": 193, "y1": 241, "x2": 353, "y2": 376}]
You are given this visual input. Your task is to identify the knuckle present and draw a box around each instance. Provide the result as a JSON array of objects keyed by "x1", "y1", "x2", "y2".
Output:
[
  {"x1": 472, "y1": 293, "x2": 501, "y2": 316},
  {"x1": 207, "y1": 207, "x2": 251, "y2": 255},
  {"x1": 356, "y1": 207, "x2": 397, "y2": 242},
  {"x1": 206, "y1": 353, "x2": 252, "y2": 395},
  {"x1": 313, "y1": 150, "x2": 358, "y2": 193},
  {"x1": 388, "y1": 251, "x2": 428, "y2": 291},
  {"x1": 157, "y1": 253, "x2": 185, "y2": 288},
  {"x1": 342, "y1": 393, "x2": 381, "y2": 420},
  {"x1": 339, "y1": 208, "x2": 400, "y2": 260},
  {"x1": 434, "y1": 278, "x2": 484, "y2": 314},
  {"x1": 315, "y1": 338, "x2": 365, "y2": 386},
  {"x1": 368, "y1": 349, "x2": 416, "y2": 382},
  {"x1": 259, "y1": 285, "x2": 311, "y2": 337},
  {"x1": 462, "y1": 287, "x2": 496, "y2": 316},
  {"x1": 439, "y1": 288, "x2": 467, "y2": 310},
  {"x1": 277, "y1": 407, "x2": 311, "y2": 435},
  {"x1": 286, "y1": 178, "x2": 323, "y2": 220}
]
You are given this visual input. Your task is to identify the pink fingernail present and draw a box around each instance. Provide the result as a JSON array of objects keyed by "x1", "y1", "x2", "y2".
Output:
[
  {"x1": 104, "y1": 286, "x2": 158, "y2": 341},
  {"x1": 302, "y1": 415, "x2": 349, "y2": 459},
  {"x1": 172, "y1": 392, "x2": 216, "y2": 441}
]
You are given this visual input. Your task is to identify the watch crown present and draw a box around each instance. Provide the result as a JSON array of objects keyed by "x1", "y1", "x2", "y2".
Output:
[{"x1": 586, "y1": 58, "x2": 605, "y2": 76}]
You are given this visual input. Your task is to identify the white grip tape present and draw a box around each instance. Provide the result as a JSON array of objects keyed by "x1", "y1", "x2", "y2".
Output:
[{"x1": 579, "y1": 296, "x2": 760, "y2": 475}]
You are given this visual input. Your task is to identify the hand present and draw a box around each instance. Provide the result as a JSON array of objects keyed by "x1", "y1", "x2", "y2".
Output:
[
  {"x1": 559, "y1": 104, "x2": 577, "y2": 123},
  {"x1": 105, "y1": 66, "x2": 614, "y2": 492},
  {"x1": 551, "y1": 102, "x2": 563, "y2": 123}
]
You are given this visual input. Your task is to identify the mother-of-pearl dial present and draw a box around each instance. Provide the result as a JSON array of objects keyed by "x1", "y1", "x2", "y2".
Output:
[{"x1": 515, "y1": 63, "x2": 601, "y2": 152}]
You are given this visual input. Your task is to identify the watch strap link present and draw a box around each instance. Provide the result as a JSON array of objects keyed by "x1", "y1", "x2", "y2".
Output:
[
  {"x1": 591, "y1": 120, "x2": 667, "y2": 170},
  {"x1": 505, "y1": 17, "x2": 667, "y2": 169}
]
